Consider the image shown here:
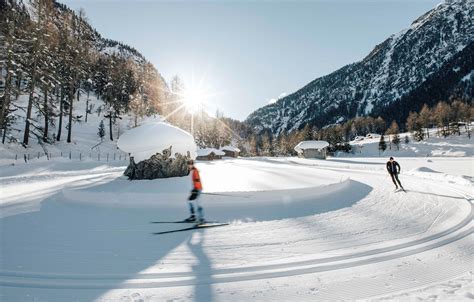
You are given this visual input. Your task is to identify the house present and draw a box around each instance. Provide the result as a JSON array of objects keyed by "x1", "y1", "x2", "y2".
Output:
[
  {"x1": 220, "y1": 145, "x2": 240, "y2": 158},
  {"x1": 196, "y1": 148, "x2": 225, "y2": 161},
  {"x1": 366, "y1": 133, "x2": 381, "y2": 139},
  {"x1": 294, "y1": 140, "x2": 329, "y2": 159}
]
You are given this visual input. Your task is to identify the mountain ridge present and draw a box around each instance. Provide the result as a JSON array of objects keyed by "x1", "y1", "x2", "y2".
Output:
[{"x1": 246, "y1": 0, "x2": 473, "y2": 134}]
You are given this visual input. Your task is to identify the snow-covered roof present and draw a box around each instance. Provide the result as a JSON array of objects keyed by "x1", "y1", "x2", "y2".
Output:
[
  {"x1": 196, "y1": 148, "x2": 225, "y2": 157},
  {"x1": 366, "y1": 133, "x2": 381, "y2": 138},
  {"x1": 221, "y1": 145, "x2": 241, "y2": 152},
  {"x1": 294, "y1": 141, "x2": 329, "y2": 152},
  {"x1": 117, "y1": 122, "x2": 197, "y2": 162}
]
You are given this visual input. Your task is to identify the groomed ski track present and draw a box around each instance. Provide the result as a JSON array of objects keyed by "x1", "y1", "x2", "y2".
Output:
[{"x1": 0, "y1": 158, "x2": 472, "y2": 301}]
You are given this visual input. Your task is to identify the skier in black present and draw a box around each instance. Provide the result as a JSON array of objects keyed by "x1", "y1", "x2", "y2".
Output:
[{"x1": 386, "y1": 157, "x2": 404, "y2": 190}]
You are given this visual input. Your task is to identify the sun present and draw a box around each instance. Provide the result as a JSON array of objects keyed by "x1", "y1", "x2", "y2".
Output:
[{"x1": 181, "y1": 86, "x2": 206, "y2": 114}]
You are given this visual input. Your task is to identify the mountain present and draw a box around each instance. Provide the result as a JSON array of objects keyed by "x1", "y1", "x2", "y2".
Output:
[
  {"x1": 53, "y1": 1, "x2": 151, "y2": 67},
  {"x1": 246, "y1": 0, "x2": 474, "y2": 134}
]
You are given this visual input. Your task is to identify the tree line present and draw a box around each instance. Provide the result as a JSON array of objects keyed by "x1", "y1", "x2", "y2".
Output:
[{"x1": 235, "y1": 99, "x2": 473, "y2": 157}]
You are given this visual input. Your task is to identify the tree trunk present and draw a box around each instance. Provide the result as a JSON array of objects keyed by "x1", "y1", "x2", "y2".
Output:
[
  {"x1": 43, "y1": 86, "x2": 49, "y2": 142},
  {"x1": 0, "y1": 64, "x2": 12, "y2": 142},
  {"x1": 67, "y1": 88, "x2": 75, "y2": 143},
  {"x1": 15, "y1": 74, "x2": 22, "y2": 100},
  {"x1": 109, "y1": 114, "x2": 113, "y2": 141},
  {"x1": 85, "y1": 90, "x2": 90, "y2": 123},
  {"x1": 56, "y1": 88, "x2": 64, "y2": 141},
  {"x1": 23, "y1": 71, "x2": 37, "y2": 147}
]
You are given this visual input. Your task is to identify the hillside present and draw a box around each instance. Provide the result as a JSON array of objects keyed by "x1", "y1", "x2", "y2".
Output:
[
  {"x1": 246, "y1": 0, "x2": 474, "y2": 134},
  {"x1": 1, "y1": 0, "x2": 169, "y2": 151}
]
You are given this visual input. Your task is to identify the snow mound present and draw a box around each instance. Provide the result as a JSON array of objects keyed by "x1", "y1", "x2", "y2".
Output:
[
  {"x1": 413, "y1": 167, "x2": 441, "y2": 173},
  {"x1": 117, "y1": 122, "x2": 197, "y2": 162},
  {"x1": 197, "y1": 148, "x2": 225, "y2": 157},
  {"x1": 295, "y1": 140, "x2": 329, "y2": 152},
  {"x1": 407, "y1": 166, "x2": 472, "y2": 186}
]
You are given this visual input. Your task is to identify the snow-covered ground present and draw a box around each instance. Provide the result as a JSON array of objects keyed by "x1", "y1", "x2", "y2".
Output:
[
  {"x1": 1, "y1": 154, "x2": 472, "y2": 301},
  {"x1": 346, "y1": 130, "x2": 474, "y2": 157}
]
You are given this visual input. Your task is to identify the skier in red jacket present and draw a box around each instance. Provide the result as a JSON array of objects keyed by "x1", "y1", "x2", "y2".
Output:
[{"x1": 185, "y1": 160, "x2": 204, "y2": 223}]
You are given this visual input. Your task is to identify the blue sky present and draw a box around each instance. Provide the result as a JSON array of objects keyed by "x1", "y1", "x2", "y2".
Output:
[{"x1": 62, "y1": 0, "x2": 441, "y2": 120}]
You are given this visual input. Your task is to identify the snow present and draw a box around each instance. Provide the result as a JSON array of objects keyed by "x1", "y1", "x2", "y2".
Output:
[
  {"x1": 0, "y1": 154, "x2": 472, "y2": 301},
  {"x1": 220, "y1": 145, "x2": 240, "y2": 152},
  {"x1": 294, "y1": 140, "x2": 329, "y2": 152},
  {"x1": 347, "y1": 130, "x2": 474, "y2": 158},
  {"x1": 117, "y1": 122, "x2": 197, "y2": 162},
  {"x1": 1, "y1": 124, "x2": 473, "y2": 301},
  {"x1": 196, "y1": 148, "x2": 225, "y2": 157}
]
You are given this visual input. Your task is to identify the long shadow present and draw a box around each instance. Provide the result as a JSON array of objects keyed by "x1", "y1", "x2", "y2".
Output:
[
  {"x1": 404, "y1": 190, "x2": 466, "y2": 200},
  {"x1": 0, "y1": 190, "x2": 193, "y2": 302},
  {"x1": 187, "y1": 229, "x2": 214, "y2": 302},
  {"x1": 326, "y1": 158, "x2": 385, "y2": 166}
]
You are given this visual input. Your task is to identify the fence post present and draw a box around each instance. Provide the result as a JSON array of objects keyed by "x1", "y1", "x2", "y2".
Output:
[
  {"x1": 80, "y1": 153, "x2": 82, "y2": 161},
  {"x1": 37, "y1": 152, "x2": 40, "y2": 159},
  {"x1": 15, "y1": 154, "x2": 18, "y2": 161},
  {"x1": 114, "y1": 153, "x2": 116, "y2": 160},
  {"x1": 61, "y1": 152, "x2": 63, "y2": 157},
  {"x1": 107, "y1": 153, "x2": 109, "y2": 162},
  {"x1": 69, "y1": 151, "x2": 71, "y2": 160},
  {"x1": 24, "y1": 154, "x2": 27, "y2": 163}
]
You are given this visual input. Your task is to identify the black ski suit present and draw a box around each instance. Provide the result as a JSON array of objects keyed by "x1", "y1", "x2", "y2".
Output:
[{"x1": 386, "y1": 160, "x2": 403, "y2": 188}]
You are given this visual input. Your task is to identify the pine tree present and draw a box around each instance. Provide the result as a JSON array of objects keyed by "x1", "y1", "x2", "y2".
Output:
[
  {"x1": 98, "y1": 120, "x2": 105, "y2": 142},
  {"x1": 385, "y1": 121, "x2": 399, "y2": 150},
  {"x1": 419, "y1": 104, "x2": 432, "y2": 138},
  {"x1": 378, "y1": 135, "x2": 387, "y2": 155},
  {"x1": 392, "y1": 134, "x2": 401, "y2": 150}
]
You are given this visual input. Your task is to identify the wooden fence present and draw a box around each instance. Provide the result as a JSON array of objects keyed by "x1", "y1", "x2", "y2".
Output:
[{"x1": 9, "y1": 151, "x2": 129, "y2": 163}]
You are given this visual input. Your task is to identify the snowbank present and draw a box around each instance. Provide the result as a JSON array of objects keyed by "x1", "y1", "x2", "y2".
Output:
[
  {"x1": 294, "y1": 140, "x2": 329, "y2": 152},
  {"x1": 117, "y1": 122, "x2": 197, "y2": 162}
]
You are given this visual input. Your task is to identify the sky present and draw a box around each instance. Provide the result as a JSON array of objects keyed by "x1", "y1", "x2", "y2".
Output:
[{"x1": 62, "y1": 0, "x2": 442, "y2": 121}]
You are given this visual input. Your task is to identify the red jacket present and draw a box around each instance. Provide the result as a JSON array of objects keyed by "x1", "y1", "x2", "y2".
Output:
[{"x1": 191, "y1": 167, "x2": 202, "y2": 190}]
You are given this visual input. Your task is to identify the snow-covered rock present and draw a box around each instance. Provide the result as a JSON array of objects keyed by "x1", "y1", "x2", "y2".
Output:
[{"x1": 117, "y1": 122, "x2": 197, "y2": 163}]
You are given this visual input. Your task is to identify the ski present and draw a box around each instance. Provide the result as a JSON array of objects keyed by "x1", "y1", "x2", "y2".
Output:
[
  {"x1": 153, "y1": 223, "x2": 229, "y2": 235},
  {"x1": 150, "y1": 220, "x2": 220, "y2": 224}
]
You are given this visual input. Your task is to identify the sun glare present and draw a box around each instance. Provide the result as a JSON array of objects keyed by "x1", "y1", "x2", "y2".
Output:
[{"x1": 181, "y1": 86, "x2": 206, "y2": 114}]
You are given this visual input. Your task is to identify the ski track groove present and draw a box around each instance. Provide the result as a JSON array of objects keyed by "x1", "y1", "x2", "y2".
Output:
[{"x1": 0, "y1": 182, "x2": 471, "y2": 290}]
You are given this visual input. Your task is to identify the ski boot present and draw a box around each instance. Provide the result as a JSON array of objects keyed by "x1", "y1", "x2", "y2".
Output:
[{"x1": 184, "y1": 215, "x2": 196, "y2": 222}]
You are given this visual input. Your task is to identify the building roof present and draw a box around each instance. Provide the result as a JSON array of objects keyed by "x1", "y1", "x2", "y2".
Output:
[
  {"x1": 294, "y1": 140, "x2": 329, "y2": 152},
  {"x1": 221, "y1": 145, "x2": 241, "y2": 152},
  {"x1": 196, "y1": 148, "x2": 226, "y2": 157}
]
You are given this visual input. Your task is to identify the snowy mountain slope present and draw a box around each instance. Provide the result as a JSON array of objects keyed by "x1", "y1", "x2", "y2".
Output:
[
  {"x1": 246, "y1": 0, "x2": 474, "y2": 134},
  {"x1": 52, "y1": 1, "x2": 151, "y2": 67}
]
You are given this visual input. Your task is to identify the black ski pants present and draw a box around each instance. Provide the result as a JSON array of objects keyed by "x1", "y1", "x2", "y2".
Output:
[{"x1": 389, "y1": 172, "x2": 402, "y2": 188}]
